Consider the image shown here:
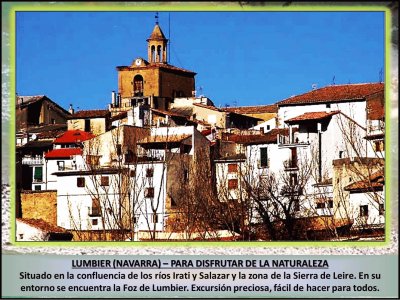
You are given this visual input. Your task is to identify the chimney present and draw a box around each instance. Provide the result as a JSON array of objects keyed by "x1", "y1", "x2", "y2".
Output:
[
  {"x1": 111, "y1": 91, "x2": 116, "y2": 107},
  {"x1": 69, "y1": 104, "x2": 74, "y2": 114}
]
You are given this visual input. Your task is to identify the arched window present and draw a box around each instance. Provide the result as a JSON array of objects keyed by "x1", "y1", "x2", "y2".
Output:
[
  {"x1": 151, "y1": 46, "x2": 156, "y2": 62},
  {"x1": 133, "y1": 75, "x2": 144, "y2": 96},
  {"x1": 157, "y1": 45, "x2": 162, "y2": 62}
]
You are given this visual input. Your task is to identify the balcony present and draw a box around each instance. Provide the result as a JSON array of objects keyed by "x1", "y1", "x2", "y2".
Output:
[
  {"x1": 278, "y1": 133, "x2": 310, "y2": 148},
  {"x1": 22, "y1": 156, "x2": 44, "y2": 165},
  {"x1": 367, "y1": 120, "x2": 385, "y2": 136}
]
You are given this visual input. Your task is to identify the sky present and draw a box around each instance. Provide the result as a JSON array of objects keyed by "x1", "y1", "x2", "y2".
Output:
[{"x1": 16, "y1": 11, "x2": 385, "y2": 111}]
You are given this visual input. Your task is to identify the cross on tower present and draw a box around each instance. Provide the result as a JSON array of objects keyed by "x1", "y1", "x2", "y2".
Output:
[{"x1": 155, "y1": 12, "x2": 159, "y2": 25}]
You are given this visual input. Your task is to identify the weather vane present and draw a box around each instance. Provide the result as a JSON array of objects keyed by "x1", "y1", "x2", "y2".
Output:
[{"x1": 155, "y1": 12, "x2": 159, "y2": 25}]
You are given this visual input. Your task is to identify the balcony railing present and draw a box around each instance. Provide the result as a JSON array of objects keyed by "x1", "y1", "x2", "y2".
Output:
[
  {"x1": 367, "y1": 120, "x2": 385, "y2": 135},
  {"x1": 22, "y1": 156, "x2": 44, "y2": 165},
  {"x1": 278, "y1": 133, "x2": 310, "y2": 147}
]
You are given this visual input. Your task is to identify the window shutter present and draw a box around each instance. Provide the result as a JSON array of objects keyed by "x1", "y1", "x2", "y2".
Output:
[
  {"x1": 34, "y1": 167, "x2": 43, "y2": 180},
  {"x1": 260, "y1": 147, "x2": 268, "y2": 167}
]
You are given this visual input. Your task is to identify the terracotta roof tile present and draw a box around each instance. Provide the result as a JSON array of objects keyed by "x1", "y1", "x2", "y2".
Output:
[
  {"x1": 110, "y1": 111, "x2": 128, "y2": 122},
  {"x1": 222, "y1": 104, "x2": 278, "y2": 114},
  {"x1": 69, "y1": 109, "x2": 110, "y2": 119},
  {"x1": 54, "y1": 130, "x2": 95, "y2": 144},
  {"x1": 151, "y1": 108, "x2": 188, "y2": 118},
  {"x1": 193, "y1": 103, "x2": 221, "y2": 111},
  {"x1": 285, "y1": 111, "x2": 340, "y2": 124},
  {"x1": 138, "y1": 134, "x2": 192, "y2": 144},
  {"x1": 277, "y1": 83, "x2": 384, "y2": 106},
  {"x1": 344, "y1": 170, "x2": 384, "y2": 192},
  {"x1": 45, "y1": 148, "x2": 82, "y2": 159},
  {"x1": 147, "y1": 24, "x2": 167, "y2": 41},
  {"x1": 226, "y1": 128, "x2": 290, "y2": 145}
]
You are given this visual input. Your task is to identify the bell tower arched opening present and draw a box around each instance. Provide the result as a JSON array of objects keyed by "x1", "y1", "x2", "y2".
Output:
[{"x1": 133, "y1": 75, "x2": 144, "y2": 96}]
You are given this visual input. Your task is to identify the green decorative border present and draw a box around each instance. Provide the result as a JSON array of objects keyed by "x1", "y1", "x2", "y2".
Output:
[{"x1": 3, "y1": 2, "x2": 394, "y2": 248}]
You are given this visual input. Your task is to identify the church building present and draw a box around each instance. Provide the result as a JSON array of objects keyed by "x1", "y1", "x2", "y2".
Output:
[{"x1": 112, "y1": 21, "x2": 196, "y2": 114}]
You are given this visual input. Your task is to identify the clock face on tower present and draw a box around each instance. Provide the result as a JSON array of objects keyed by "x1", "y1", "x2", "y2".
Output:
[{"x1": 135, "y1": 59, "x2": 142, "y2": 66}]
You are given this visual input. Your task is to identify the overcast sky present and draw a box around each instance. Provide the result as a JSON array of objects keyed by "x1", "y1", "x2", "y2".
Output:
[{"x1": 16, "y1": 11, "x2": 384, "y2": 111}]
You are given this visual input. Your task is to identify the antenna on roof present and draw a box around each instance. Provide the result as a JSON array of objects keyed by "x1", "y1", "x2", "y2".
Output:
[
  {"x1": 312, "y1": 83, "x2": 317, "y2": 90},
  {"x1": 379, "y1": 67, "x2": 383, "y2": 82},
  {"x1": 332, "y1": 75, "x2": 336, "y2": 85},
  {"x1": 155, "y1": 12, "x2": 159, "y2": 25}
]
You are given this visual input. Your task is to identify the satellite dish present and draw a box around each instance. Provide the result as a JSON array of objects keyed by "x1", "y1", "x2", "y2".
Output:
[{"x1": 31, "y1": 134, "x2": 37, "y2": 140}]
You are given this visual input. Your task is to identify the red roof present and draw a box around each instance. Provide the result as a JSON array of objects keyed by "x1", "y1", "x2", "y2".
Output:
[
  {"x1": 286, "y1": 111, "x2": 340, "y2": 124},
  {"x1": 45, "y1": 148, "x2": 82, "y2": 159},
  {"x1": 54, "y1": 130, "x2": 95, "y2": 144},
  {"x1": 277, "y1": 83, "x2": 384, "y2": 106}
]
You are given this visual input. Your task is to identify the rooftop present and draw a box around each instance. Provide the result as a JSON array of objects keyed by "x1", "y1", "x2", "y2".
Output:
[
  {"x1": 147, "y1": 24, "x2": 167, "y2": 41},
  {"x1": 17, "y1": 218, "x2": 68, "y2": 233},
  {"x1": 222, "y1": 104, "x2": 278, "y2": 114},
  {"x1": 68, "y1": 109, "x2": 110, "y2": 119},
  {"x1": 285, "y1": 111, "x2": 340, "y2": 124},
  {"x1": 54, "y1": 130, "x2": 95, "y2": 144},
  {"x1": 225, "y1": 128, "x2": 290, "y2": 145},
  {"x1": 138, "y1": 134, "x2": 192, "y2": 145},
  {"x1": 45, "y1": 148, "x2": 82, "y2": 159},
  {"x1": 277, "y1": 83, "x2": 384, "y2": 106}
]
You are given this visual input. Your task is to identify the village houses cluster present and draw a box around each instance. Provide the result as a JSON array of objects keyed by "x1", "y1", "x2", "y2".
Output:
[{"x1": 15, "y1": 22, "x2": 385, "y2": 241}]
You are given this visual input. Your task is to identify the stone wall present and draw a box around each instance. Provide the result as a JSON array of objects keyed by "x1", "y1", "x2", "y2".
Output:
[{"x1": 21, "y1": 190, "x2": 57, "y2": 226}]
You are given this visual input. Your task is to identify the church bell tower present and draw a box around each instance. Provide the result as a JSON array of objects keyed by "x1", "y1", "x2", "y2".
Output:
[{"x1": 147, "y1": 16, "x2": 168, "y2": 64}]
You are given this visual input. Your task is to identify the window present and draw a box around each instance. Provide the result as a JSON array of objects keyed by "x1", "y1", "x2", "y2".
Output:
[
  {"x1": 90, "y1": 198, "x2": 101, "y2": 216},
  {"x1": 129, "y1": 169, "x2": 136, "y2": 177},
  {"x1": 100, "y1": 176, "x2": 109, "y2": 186},
  {"x1": 260, "y1": 147, "x2": 268, "y2": 168},
  {"x1": 152, "y1": 213, "x2": 158, "y2": 223},
  {"x1": 84, "y1": 119, "x2": 91, "y2": 132},
  {"x1": 145, "y1": 187, "x2": 154, "y2": 198},
  {"x1": 228, "y1": 179, "x2": 238, "y2": 190},
  {"x1": 326, "y1": 104, "x2": 331, "y2": 109},
  {"x1": 133, "y1": 75, "x2": 144, "y2": 96},
  {"x1": 316, "y1": 202, "x2": 325, "y2": 209},
  {"x1": 379, "y1": 204, "x2": 384, "y2": 215},
  {"x1": 339, "y1": 151, "x2": 344, "y2": 158},
  {"x1": 34, "y1": 185, "x2": 41, "y2": 191},
  {"x1": 328, "y1": 199, "x2": 333, "y2": 208},
  {"x1": 228, "y1": 163, "x2": 238, "y2": 173},
  {"x1": 91, "y1": 219, "x2": 98, "y2": 226},
  {"x1": 266, "y1": 125, "x2": 270, "y2": 130},
  {"x1": 51, "y1": 118, "x2": 55, "y2": 124},
  {"x1": 125, "y1": 150, "x2": 134, "y2": 163},
  {"x1": 77, "y1": 177, "x2": 85, "y2": 187},
  {"x1": 360, "y1": 205, "x2": 368, "y2": 217},
  {"x1": 116, "y1": 144, "x2": 122, "y2": 156},
  {"x1": 146, "y1": 168, "x2": 154, "y2": 177},
  {"x1": 34, "y1": 166, "x2": 43, "y2": 182},
  {"x1": 57, "y1": 161, "x2": 65, "y2": 171},
  {"x1": 290, "y1": 173, "x2": 298, "y2": 186},
  {"x1": 374, "y1": 141, "x2": 384, "y2": 152}
]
